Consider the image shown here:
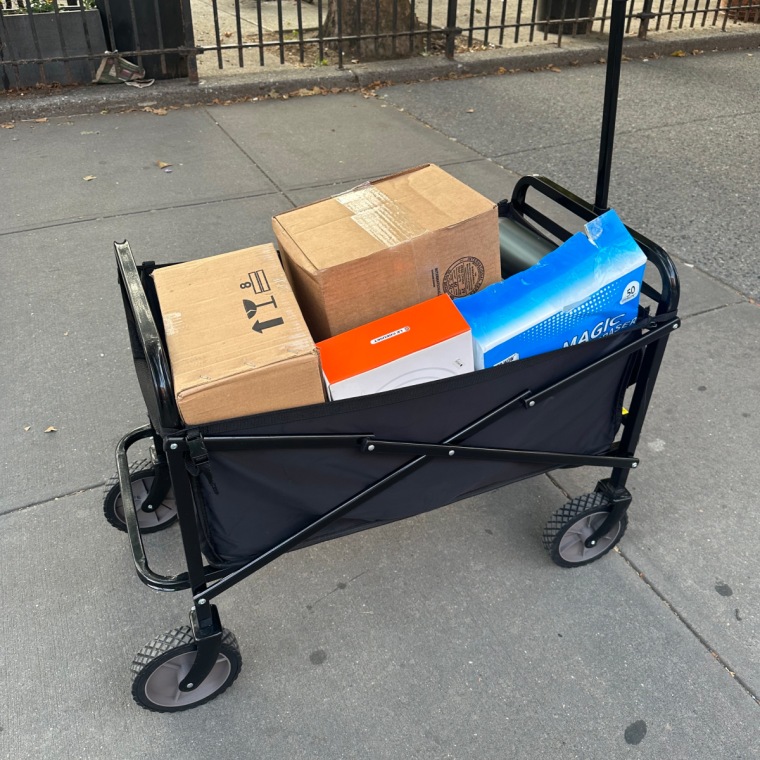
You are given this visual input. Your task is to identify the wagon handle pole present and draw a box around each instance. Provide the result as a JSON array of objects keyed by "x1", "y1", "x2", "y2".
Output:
[{"x1": 594, "y1": 0, "x2": 627, "y2": 214}]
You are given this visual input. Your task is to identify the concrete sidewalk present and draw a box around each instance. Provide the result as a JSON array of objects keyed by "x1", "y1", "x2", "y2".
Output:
[{"x1": 1, "y1": 48, "x2": 758, "y2": 759}]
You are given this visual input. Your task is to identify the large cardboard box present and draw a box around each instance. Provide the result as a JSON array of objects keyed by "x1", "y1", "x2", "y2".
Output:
[
  {"x1": 317, "y1": 295, "x2": 473, "y2": 401},
  {"x1": 272, "y1": 164, "x2": 500, "y2": 341},
  {"x1": 152, "y1": 244, "x2": 325, "y2": 424}
]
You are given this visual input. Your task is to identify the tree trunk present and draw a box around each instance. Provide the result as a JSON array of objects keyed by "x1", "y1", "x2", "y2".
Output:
[{"x1": 321, "y1": 0, "x2": 423, "y2": 61}]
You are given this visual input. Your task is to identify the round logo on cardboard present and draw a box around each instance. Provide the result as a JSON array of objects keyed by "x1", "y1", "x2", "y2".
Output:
[{"x1": 443, "y1": 257, "x2": 485, "y2": 297}]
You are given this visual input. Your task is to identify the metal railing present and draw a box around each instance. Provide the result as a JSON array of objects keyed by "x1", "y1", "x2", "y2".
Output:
[{"x1": 1, "y1": 0, "x2": 758, "y2": 89}]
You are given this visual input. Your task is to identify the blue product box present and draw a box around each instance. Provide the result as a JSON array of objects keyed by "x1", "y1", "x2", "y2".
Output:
[{"x1": 455, "y1": 209, "x2": 647, "y2": 368}]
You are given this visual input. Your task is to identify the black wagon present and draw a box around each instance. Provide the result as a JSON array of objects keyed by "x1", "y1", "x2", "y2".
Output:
[{"x1": 105, "y1": 0, "x2": 680, "y2": 712}]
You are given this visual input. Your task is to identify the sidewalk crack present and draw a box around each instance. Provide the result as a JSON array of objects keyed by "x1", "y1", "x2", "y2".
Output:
[
  {"x1": 0, "y1": 483, "x2": 105, "y2": 517},
  {"x1": 617, "y1": 547, "x2": 760, "y2": 708}
]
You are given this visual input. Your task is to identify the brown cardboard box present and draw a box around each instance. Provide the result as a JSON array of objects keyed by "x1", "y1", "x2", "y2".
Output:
[
  {"x1": 272, "y1": 164, "x2": 500, "y2": 341},
  {"x1": 152, "y1": 244, "x2": 325, "y2": 424}
]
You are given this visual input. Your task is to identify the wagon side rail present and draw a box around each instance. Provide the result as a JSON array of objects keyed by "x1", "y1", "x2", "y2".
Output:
[{"x1": 115, "y1": 241, "x2": 183, "y2": 433}]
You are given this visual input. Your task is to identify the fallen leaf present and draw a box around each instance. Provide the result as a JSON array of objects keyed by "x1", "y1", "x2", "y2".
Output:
[
  {"x1": 33, "y1": 117, "x2": 48, "y2": 123},
  {"x1": 24, "y1": 425, "x2": 31, "y2": 432},
  {"x1": 466, "y1": 108, "x2": 475, "y2": 113},
  {"x1": 83, "y1": 175, "x2": 97, "y2": 181},
  {"x1": 691, "y1": 49, "x2": 704, "y2": 55},
  {"x1": 670, "y1": 50, "x2": 686, "y2": 57},
  {"x1": 548, "y1": 65, "x2": 562, "y2": 73},
  {"x1": 156, "y1": 160, "x2": 172, "y2": 168},
  {"x1": 1, "y1": 122, "x2": 15, "y2": 129},
  {"x1": 44, "y1": 426, "x2": 58, "y2": 433},
  {"x1": 142, "y1": 106, "x2": 168, "y2": 115}
]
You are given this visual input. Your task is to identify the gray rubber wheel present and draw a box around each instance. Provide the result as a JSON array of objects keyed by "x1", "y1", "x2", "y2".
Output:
[
  {"x1": 103, "y1": 459, "x2": 178, "y2": 533},
  {"x1": 131, "y1": 626, "x2": 242, "y2": 712},
  {"x1": 542, "y1": 492, "x2": 627, "y2": 568}
]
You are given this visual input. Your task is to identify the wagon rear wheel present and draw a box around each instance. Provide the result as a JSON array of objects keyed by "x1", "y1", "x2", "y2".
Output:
[
  {"x1": 131, "y1": 626, "x2": 242, "y2": 712},
  {"x1": 103, "y1": 459, "x2": 178, "y2": 533}
]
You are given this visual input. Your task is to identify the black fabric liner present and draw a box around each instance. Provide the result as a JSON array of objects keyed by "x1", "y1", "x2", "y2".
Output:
[{"x1": 195, "y1": 324, "x2": 643, "y2": 567}]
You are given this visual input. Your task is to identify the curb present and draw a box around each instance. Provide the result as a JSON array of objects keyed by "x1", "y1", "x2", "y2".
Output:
[{"x1": 1, "y1": 27, "x2": 759, "y2": 120}]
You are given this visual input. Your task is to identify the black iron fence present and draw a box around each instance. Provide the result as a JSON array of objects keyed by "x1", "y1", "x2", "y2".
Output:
[{"x1": 1, "y1": 0, "x2": 758, "y2": 89}]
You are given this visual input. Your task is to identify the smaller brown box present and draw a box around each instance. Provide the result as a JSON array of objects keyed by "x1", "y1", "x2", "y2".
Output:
[
  {"x1": 272, "y1": 164, "x2": 501, "y2": 341},
  {"x1": 152, "y1": 244, "x2": 325, "y2": 425}
]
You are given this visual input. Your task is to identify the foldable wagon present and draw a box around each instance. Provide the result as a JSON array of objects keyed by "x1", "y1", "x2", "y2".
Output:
[{"x1": 105, "y1": 0, "x2": 680, "y2": 712}]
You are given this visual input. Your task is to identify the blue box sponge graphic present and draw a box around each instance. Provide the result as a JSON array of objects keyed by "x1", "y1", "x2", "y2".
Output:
[{"x1": 454, "y1": 209, "x2": 646, "y2": 368}]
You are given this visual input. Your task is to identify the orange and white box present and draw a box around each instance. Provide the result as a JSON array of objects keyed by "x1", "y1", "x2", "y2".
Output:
[{"x1": 317, "y1": 294, "x2": 474, "y2": 401}]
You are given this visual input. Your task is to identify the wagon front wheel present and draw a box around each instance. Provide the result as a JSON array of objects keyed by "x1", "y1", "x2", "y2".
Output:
[
  {"x1": 103, "y1": 459, "x2": 178, "y2": 533},
  {"x1": 131, "y1": 626, "x2": 242, "y2": 712},
  {"x1": 542, "y1": 492, "x2": 627, "y2": 568}
]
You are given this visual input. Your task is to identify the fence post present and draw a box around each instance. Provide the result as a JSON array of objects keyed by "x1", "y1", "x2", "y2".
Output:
[
  {"x1": 179, "y1": 0, "x2": 199, "y2": 84},
  {"x1": 636, "y1": 0, "x2": 655, "y2": 39},
  {"x1": 445, "y1": 0, "x2": 459, "y2": 59}
]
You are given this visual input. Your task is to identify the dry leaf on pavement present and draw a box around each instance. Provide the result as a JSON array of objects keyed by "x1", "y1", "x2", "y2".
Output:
[
  {"x1": 44, "y1": 426, "x2": 58, "y2": 433},
  {"x1": 83, "y1": 175, "x2": 97, "y2": 181},
  {"x1": 156, "y1": 161, "x2": 172, "y2": 169},
  {"x1": 1, "y1": 123, "x2": 14, "y2": 129}
]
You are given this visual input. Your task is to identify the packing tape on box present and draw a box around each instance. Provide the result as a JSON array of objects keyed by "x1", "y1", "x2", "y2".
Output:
[{"x1": 336, "y1": 185, "x2": 427, "y2": 248}]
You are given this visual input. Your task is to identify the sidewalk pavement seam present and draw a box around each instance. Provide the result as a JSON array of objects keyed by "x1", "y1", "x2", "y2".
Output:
[
  {"x1": 542, "y1": 322, "x2": 760, "y2": 709},
  {"x1": 547, "y1": 460, "x2": 759, "y2": 709},
  {"x1": 199, "y1": 105, "x2": 301, "y2": 207},
  {"x1": 546, "y1": 472, "x2": 573, "y2": 501},
  {"x1": 462, "y1": 99, "x2": 760, "y2": 163},
  {"x1": 0, "y1": 482, "x2": 105, "y2": 516},
  {"x1": 0, "y1": 189, "x2": 286, "y2": 239},
  {"x1": 616, "y1": 546, "x2": 760, "y2": 708},
  {"x1": 679, "y1": 301, "x2": 754, "y2": 321}
]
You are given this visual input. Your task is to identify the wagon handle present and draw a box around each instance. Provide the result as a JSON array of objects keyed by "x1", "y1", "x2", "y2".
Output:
[{"x1": 595, "y1": 0, "x2": 627, "y2": 214}]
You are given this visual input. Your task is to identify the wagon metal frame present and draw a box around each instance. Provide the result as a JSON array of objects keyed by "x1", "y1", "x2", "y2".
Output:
[{"x1": 107, "y1": 0, "x2": 679, "y2": 711}]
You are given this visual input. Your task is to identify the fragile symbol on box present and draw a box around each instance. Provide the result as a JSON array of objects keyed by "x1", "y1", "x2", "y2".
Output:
[{"x1": 242, "y1": 292, "x2": 284, "y2": 334}]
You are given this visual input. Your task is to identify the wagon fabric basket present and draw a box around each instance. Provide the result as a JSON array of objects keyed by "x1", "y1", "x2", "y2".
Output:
[{"x1": 196, "y1": 325, "x2": 642, "y2": 567}]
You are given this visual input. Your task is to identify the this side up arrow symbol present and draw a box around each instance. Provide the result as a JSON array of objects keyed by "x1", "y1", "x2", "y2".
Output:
[{"x1": 252, "y1": 316, "x2": 285, "y2": 333}]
